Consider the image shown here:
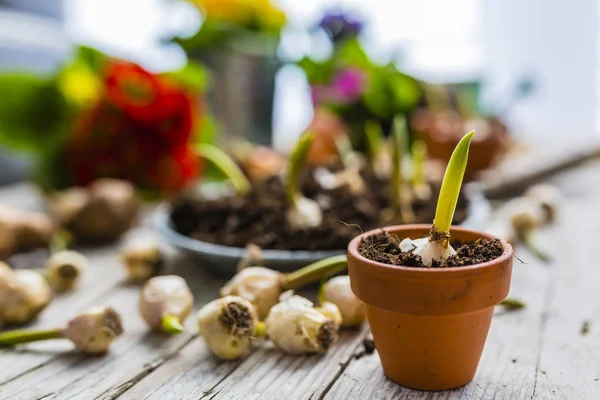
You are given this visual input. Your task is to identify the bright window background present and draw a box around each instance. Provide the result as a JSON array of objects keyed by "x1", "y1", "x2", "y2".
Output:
[{"x1": 62, "y1": 0, "x2": 600, "y2": 148}]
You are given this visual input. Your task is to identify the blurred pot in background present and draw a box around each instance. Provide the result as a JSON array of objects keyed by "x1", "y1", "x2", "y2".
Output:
[{"x1": 171, "y1": 0, "x2": 287, "y2": 146}]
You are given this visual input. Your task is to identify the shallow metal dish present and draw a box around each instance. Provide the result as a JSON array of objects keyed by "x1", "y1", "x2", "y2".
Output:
[{"x1": 154, "y1": 183, "x2": 490, "y2": 277}]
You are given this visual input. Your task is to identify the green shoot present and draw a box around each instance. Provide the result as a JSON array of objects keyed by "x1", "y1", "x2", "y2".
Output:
[
  {"x1": 285, "y1": 133, "x2": 316, "y2": 206},
  {"x1": 196, "y1": 143, "x2": 251, "y2": 195},
  {"x1": 499, "y1": 298, "x2": 526, "y2": 311},
  {"x1": 334, "y1": 134, "x2": 354, "y2": 169},
  {"x1": 411, "y1": 140, "x2": 427, "y2": 187},
  {"x1": 364, "y1": 120, "x2": 383, "y2": 162},
  {"x1": 161, "y1": 315, "x2": 185, "y2": 334},
  {"x1": 390, "y1": 115, "x2": 408, "y2": 211},
  {"x1": 432, "y1": 131, "x2": 475, "y2": 234},
  {"x1": 281, "y1": 255, "x2": 347, "y2": 290}
]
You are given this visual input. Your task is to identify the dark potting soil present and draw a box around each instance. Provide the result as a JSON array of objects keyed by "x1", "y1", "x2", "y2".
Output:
[
  {"x1": 358, "y1": 231, "x2": 503, "y2": 268},
  {"x1": 170, "y1": 173, "x2": 468, "y2": 251}
]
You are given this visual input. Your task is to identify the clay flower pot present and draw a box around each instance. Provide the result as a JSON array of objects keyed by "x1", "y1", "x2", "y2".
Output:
[
  {"x1": 347, "y1": 224, "x2": 513, "y2": 390},
  {"x1": 412, "y1": 111, "x2": 509, "y2": 181}
]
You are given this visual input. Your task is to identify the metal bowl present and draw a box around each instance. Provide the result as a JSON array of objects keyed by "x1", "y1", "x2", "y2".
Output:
[{"x1": 154, "y1": 183, "x2": 490, "y2": 277}]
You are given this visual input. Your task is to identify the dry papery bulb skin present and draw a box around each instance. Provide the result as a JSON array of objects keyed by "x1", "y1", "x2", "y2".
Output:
[
  {"x1": 0, "y1": 204, "x2": 55, "y2": 259},
  {"x1": 122, "y1": 240, "x2": 164, "y2": 282},
  {"x1": 221, "y1": 255, "x2": 348, "y2": 320},
  {"x1": 220, "y1": 267, "x2": 283, "y2": 320},
  {"x1": 0, "y1": 306, "x2": 124, "y2": 354},
  {"x1": 0, "y1": 269, "x2": 52, "y2": 326},
  {"x1": 45, "y1": 250, "x2": 88, "y2": 292},
  {"x1": 62, "y1": 306, "x2": 124, "y2": 354},
  {"x1": 197, "y1": 296, "x2": 259, "y2": 360},
  {"x1": 321, "y1": 276, "x2": 366, "y2": 328},
  {"x1": 265, "y1": 292, "x2": 341, "y2": 355},
  {"x1": 51, "y1": 179, "x2": 140, "y2": 242},
  {"x1": 139, "y1": 275, "x2": 193, "y2": 334},
  {"x1": 524, "y1": 183, "x2": 561, "y2": 224}
]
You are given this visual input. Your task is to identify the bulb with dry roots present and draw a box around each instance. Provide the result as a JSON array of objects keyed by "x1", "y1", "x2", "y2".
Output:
[
  {"x1": 524, "y1": 183, "x2": 561, "y2": 224},
  {"x1": 320, "y1": 276, "x2": 366, "y2": 328},
  {"x1": 48, "y1": 179, "x2": 140, "y2": 243},
  {"x1": 501, "y1": 197, "x2": 551, "y2": 262},
  {"x1": 399, "y1": 131, "x2": 475, "y2": 266},
  {"x1": 0, "y1": 306, "x2": 124, "y2": 354},
  {"x1": 220, "y1": 255, "x2": 348, "y2": 319},
  {"x1": 45, "y1": 250, "x2": 88, "y2": 292},
  {"x1": 265, "y1": 292, "x2": 341, "y2": 355},
  {"x1": 0, "y1": 269, "x2": 52, "y2": 326},
  {"x1": 0, "y1": 204, "x2": 55, "y2": 259},
  {"x1": 139, "y1": 275, "x2": 193, "y2": 334},
  {"x1": 122, "y1": 240, "x2": 164, "y2": 282},
  {"x1": 285, "y1": 133, "x2": 324, "y2": 230},
  {"x1": 220, "y1": 267, "x2": 283, "y2": 320},
  {"x1": 197, "y1": 296, "x2": 260, "y2": 360}
]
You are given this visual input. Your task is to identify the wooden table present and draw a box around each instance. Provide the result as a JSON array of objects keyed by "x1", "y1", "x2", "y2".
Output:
[{"x1": 0, "y1": 161, "x2": 599, "y2": 400}]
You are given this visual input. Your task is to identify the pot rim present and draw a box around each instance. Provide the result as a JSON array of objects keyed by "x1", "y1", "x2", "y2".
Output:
[{"x1": 348, "y1": 224, "x2": 513, "y2": 279}]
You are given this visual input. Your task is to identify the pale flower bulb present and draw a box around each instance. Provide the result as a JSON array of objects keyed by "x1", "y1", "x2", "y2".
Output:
[
  {"x1": 286, "y1": 196, "x2": 323, "y2": 230},
  {"x1": 139, "y1": 275, "x2": 193, "y2": 333},
  {"x1": 63, "y1": 306, "x2": 124, "y2": 354},
  {"x1": 322, "y1": 276, "x2": 366, "y2": 328},
  {"x1": 220, "y1": 267, "x2": 283, "y2": 320},
  {"x1": 0, "y1": 269, "x2": 52, "y2": 325},
  {"x1": 45, "y1": 250, "x2": 88, "y2": 292},
  {"x1": 413, "y1": 240, "x2": 456, "y2": 267},
  {"x1": 121, "y1": 240, "x2": 164, "y2": 282},
  {"x1": 315, "y1": 301, "x2": 343, "y2": 327},
  {"x1": 197, "y1": 296, "x2": 259, "y2": 360},
  {"x1": 265, "y1": 292, "x2": 339, "y2": 354},
  {"x1": 524, "y1": 183, "x2": 561, "y2": 224}
]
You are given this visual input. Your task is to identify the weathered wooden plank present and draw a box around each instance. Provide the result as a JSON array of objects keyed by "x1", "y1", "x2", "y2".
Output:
[
  {"x1": 0, "y1": 253, "x2": 227, "y2": 400},
  {"x1": 530, "y1": 165, "x2": 600, "y2": 400},
  {"x1": 207, "y1": 326, "x2": 369, "y2": 400}
]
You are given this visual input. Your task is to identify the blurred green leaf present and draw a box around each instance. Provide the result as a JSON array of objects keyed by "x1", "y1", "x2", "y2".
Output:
[
  {"x1": 335, "y1": 38, "x2": 370, "y2": 70},
  {"x1": 0, "y1": 74, "x2": 71, "y2": 154},
  {"x1": 163, "y1": 61, "x2": 210, "y2": 93},
  {"x1": 74, "y1": 46, "x2": 109, "y2": 75}
]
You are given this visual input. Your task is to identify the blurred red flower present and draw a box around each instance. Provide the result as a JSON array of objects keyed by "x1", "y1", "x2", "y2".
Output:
[{"x1": 65, "y1": 60, "x2": 201, "y2": 195}]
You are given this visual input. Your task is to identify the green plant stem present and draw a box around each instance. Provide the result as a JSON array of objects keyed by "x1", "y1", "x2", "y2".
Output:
[
  {"x1": 317, "y1": 277, "x2": 327, "y2": 305},
  {"x1": 411, "y1": 140, "x2": 427, "y2": 188},
  {"x1": 500, "y1": 298, "x2": 526, "y2": 311},
  {"x1": 285, "y1": 133, "x2": 316, "y2": 207},
  {"x1": 255, "y1": 321, "x2": 266, "y2": 338},
  {"x1": 520, "y1": 230, "x2": 552, "y2": 263},
  {"x1": 0, "y1": 328, "x2": 63, "y2": 346},
  {"x1": 335, "y1": 135, "x2": 354, "y2": 168},
  {"x1": 281, "y1": 255, "x2": 347, "y2": 290},
  {"x1": 161, "y1": 315, "x2": 185, "y2": 334},
  {"x1": 432, "y1": 130, "x2": 475, "y2": 237},
  {"x1": 50, "y1": 229, "x2": 72, "y2": 253},
  {"x1": 364, "y1": 120, "x2": 383, "y2": 163},
  {"x1": 196, "y1": 143, "x2": 251, "y2": 195},
  {"x1": 390, "y1": 115, "x2": 408, "y2": 213}
]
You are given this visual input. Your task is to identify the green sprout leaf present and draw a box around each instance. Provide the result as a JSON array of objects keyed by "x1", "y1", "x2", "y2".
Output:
[
  {"x1": 500, "y1": 298, "x2": 526, "y2": 311},
  {"x1": 285, "y1": 133, "x2": 316, "y2": 206},
  {"x1": 433, "y1": 130, "x2": 475, "y2": 233},
  {"x1": 390, "y1": 114, "x2": 408, "y2": 210},
  {"x1": 364, "y1": 120, "x2": 383, "y2": 161},
  {"x1": 411, "y1": 140, "x2": 427, "y2": 187},
  {"x1": 195, "y1": 143, "x2": 251, "y2": 194}
]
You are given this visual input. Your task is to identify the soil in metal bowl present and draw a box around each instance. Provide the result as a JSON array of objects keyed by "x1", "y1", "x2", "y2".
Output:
[{"x1": 169, "y1": 174, "x2": 468, "y2": 252}]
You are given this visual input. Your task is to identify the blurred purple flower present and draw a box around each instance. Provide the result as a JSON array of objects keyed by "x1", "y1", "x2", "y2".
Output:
[
  {"x1": 319, "y1": 11, "x2": 363, "y2": 43},
  {"x1": 333, "y1": 68, "x2": 366, "y2": 101},
  {"x1": 311, "y1": 68, "x2": 366, "y2": 106}
]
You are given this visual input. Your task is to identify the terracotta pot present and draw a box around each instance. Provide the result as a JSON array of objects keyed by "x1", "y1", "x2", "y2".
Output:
[
  {"x1": 347, "y1": 224, "x2": 513, "y2": 390},
  {"x1": 412, "y1": 111, "x2": 509, "y2": 181}
]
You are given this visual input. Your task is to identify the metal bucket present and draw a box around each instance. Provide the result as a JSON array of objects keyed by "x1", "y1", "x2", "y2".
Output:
[{"x1": 191, "y1": 41, "x2": 280, "y2": 146}]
